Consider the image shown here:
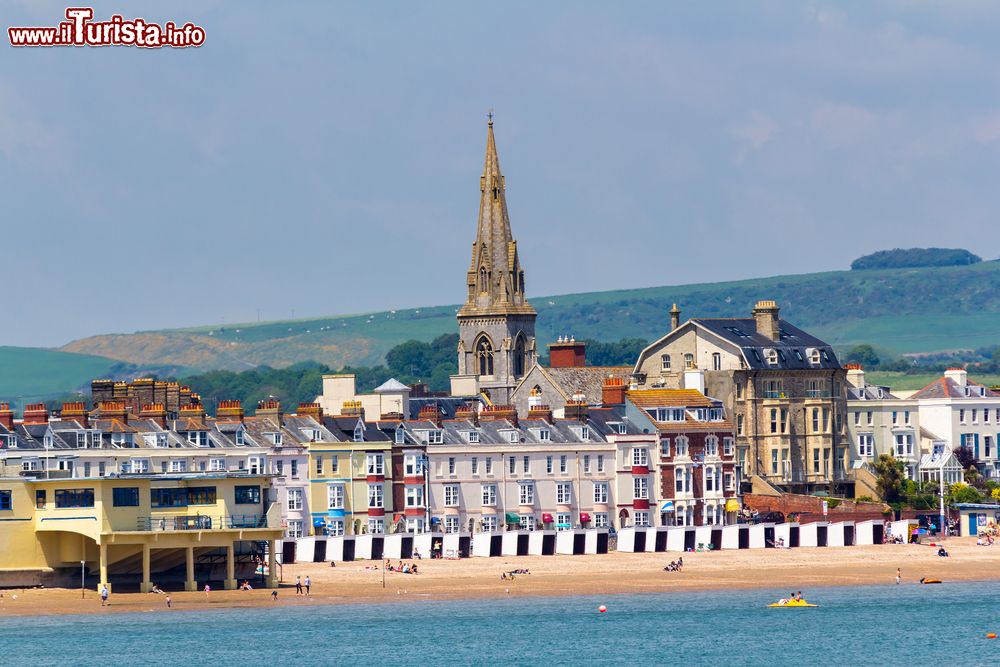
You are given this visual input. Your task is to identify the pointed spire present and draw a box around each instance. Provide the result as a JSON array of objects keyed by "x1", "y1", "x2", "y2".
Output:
[{"x1": 459, "y1": 116, "x2": 535, "y2": 316}]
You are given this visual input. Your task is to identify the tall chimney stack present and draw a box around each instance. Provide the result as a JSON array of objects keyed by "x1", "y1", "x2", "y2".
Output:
[
  {"x1": 752, "y1": 300, "x2": 780, "y2": 342},
  {"x1": 670, "y1": 303, "x2": 681, "y2": 331}
]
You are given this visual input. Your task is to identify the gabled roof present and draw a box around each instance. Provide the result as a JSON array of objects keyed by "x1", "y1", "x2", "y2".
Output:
[
  {"x1": 515, "y1": 364, "x2": 631, "y2": 405},
  {"x1": 910, "y1": 376, "x2": 1000, "y2": 400},
  {"x1": 374, "y1": 378, "x2": 410, "y2": 393},
  {"x1": 626, "y1": 389, "x2": 718, "y2": 408}
]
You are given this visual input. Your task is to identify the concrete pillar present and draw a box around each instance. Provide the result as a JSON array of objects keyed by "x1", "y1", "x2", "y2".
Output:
[
  {"x1": 224, "y1": 544, "x2": 237, "y2": 590},
  {"x1": 184, "y1": 546, "x2": 197, "y2": 592},
  {"x1": 98, "y1": 541, "x2": 110, "y2": 593},
  {"x1": 140, "y1": 543, "x2": 152, "y2": 593},
  {"x1": 267, "y1": 540, "x2": 278, "y2": 588}
]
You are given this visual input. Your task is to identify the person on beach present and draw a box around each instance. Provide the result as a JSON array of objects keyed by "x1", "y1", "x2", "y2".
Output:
[
  {"x1": 204, "y1": 584, "x2": 211, "y2": 597},
  {"x1": 271, "y1": 590, "x2": 278, "y2": 601},
  {"x1": 166, "y1": 595, "x2": 171, "y2": 609},
  {"x1": 896, "y1": 568, "x2": 901, "y2": 585},
  {"x1": 305, "y1": 576, "x2": 311, "y2": 595},
  {"x1": 295, "y1": 576, "x2": 303, "y2": 595},
  {"x1": 100, "y1": 585, "x2": 109, "y2": 607}
]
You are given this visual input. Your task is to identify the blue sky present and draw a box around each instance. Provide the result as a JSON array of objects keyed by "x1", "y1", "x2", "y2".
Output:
[{"x1": 4, "y1": 1, "x2": 1000, "y2": 347}]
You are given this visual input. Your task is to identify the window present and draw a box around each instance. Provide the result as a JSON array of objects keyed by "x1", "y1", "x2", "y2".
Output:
[
  {"x1": 724, "y1": 471, "x2": 735, "y2": 491},
  {"x1": 485, "y1": 457, "x2": 493, "y2": 475},
  {"x1": 538, "y1": 428, "x2": 551, "y2": 442},
  {"x1": 209, "y1": 458, "x2": 225, "y2": 472},
  {"x1": 597, "y1": 455, "x2": 605, "y2": 473},
  {"x1": 126, "y1": 458, "x2": 149, "y2": 474},
  {"x1": 509, "y1": 456, "x2": 516, "y2": 474},
  {"x1": 766, "y1": 349, "x2": 778, "y2": 365},
  {"x1": 326, "y1": 519, "x2": 345, "y2": 537},
  {"x1": 675, "y1": 437, "x2": 688, "y2": 457},
  {"x1": 367, "y1": 484, "x2": 384, "y2": 508},
  {"x1": 405, "y1": 486, "x2": 424, "y2": 508},
  {"x1": 684, "y1": 353, "x2": 695, "y2": 369},
  {"x1": 854, "y1": 411, "x2": 861, "y2": 427},
  {"x1": 583, "y1": 455, "x2": 591, "y2": 473},
  {"x1": 632, "y1": 448, "x2": 648, "y2": 467},
  {"x1": 594, "y1": 481, "x2": 609, "y2": 504},
  {"x1": 481, "y1": 484, "x2": 497, "y2": 506},
  {"x1": 519, "y1": 514, "x2": 534, "y2": 531},
  {"x1": 634, "y1": 511, "x2": 650, "y2": 527},
  {"x1": 633, "y1": 477, "x2": 649, "y2": 500},
  {"x1": 523, "y1": 455, "x2": 530, "y2": 473},
  {"x1": 705, "y1": 437, "x2": 718, "y2": 457},
  {"x1": 247, "y1": 456, "x2": 265, "y2": 475},
  {"x1": 771, "y1": 449, "x2": 778, "y2": 475},
  {"x1": 234, "y1": 430, "x2": 245, "y2": 446},
  {"x1": 427, "y1": 430, "x2": 443, "y2": 444},
  {"x1": 404, "y1": 454, "x2": 424, "y2": 476},
  {"x1": 55, "y1": 488, "x2": 94, "y2": 508},
  {"x1": 560, "y1": 455, "x2": 568, "y2": 473},
  {"x1": 366, "y1": 453, "x2": 385, "y2": 476},
  {"x1": 315, "y1": 457, "x2": 323, "y2": 475},
  {"x1": 471, "y1": 457, "x2": 479, "y2": 475},
  {"x1": 444, "y1": 484, "x2": 459, "y2": 506},
  {"x1": 812, "y1": 408, "x2": 820, "y2": 432},
  {"x1": 1, "y1": 490, "x2": 14, "y2": 511},
  {"x1": 444, "y1": 516, "x2": 459, "y2": 534},
  {"x1": 960, "y1": 409, "x2": 966, "y2": 424},
  {"x1": 737, "y1": 414, "x2": 744, "y2": 435},
  {"x1": 984, "y1": 409, "x2": 991, "y2": 424},
  {"x1": 519, "y1": 482, "x2": 535, "y2": 505},
  {"x1": 186, "y1": 486, "x2": 215, "y2": 505},
  {"x1": 593, "y1": 512, "x2": 609, "y2": 528},
  {"x1": 867, "y1": 411, "x2": 873, "y2": 426},
  {"x1": 504, "y1": 430, "x2": 519, "y2": 444},
  {"x1": 660, "y1": 439, "x2": 671, "y2": 457},
  {"x1": 287, "y1": 488, "x2": 303, "y2": 511},
  {"x1": 275, "y1": 460, "x2": 284, "y2": 476},
  {"x1": 973, "y1": 410, "x2": 979, "y2": 424},
  {"x1": 661, "y1": 354, "x2": 671, "y2": 371},
  {"x1": 894, "y1": 434, "x2": 914, "y2": 457},
  {"x1": 169, "y1": 460, "x2": 188, "y2": 473},
  {"x1": 705, "y1": 467, "x2": 717, "y2": 492},
  {"x1": 723, "y1": 438, "x2": 734, "y2": 456},
  {"x1": 857, "y1": 435, "x2": 874, "y2": 458},
  {"x1": 891, "y1": 411, "x2": 898, "y2": 426},
  {"x1": 813, "y1": 449, "x2": 820, "y2": 474},
  {"x1": 367, "y1": 518, "x2": 384, "y2": 534},
  {"x1": 353, "y1": 424, "x2": 364, "y2": 442},
  {"x1": 579, "y1": 426, "x2": 590, "y2": 441},
  {"x1": 235, "y1": 486, "x2": 261, "y2": 504},
  {"x1": 770, "y1": 409, "x2": 778, "y2": 434},
  {"x1": 467, "y1": 431, "x2": 480, "y2": 444},
  {"x1": 285, "y1": 520, "x2": 303, "y2": 539},
  {"x1": 185, "y1": 431, "x2": 207, "y2": 447},
  {"x1": 331, "y1": 457, "x2": 339, "y2": 474},
  {"x1": 556, "y1": 482, "x2": 572, "y2": 504},
  {"x1": 328, "y1": 484, "x2": 344, "y2": 509},
  {"x1": 395, "y1": 428, "x2": 405, "y2": 445},
  {"x1": 712, "y1": 352, "x2": 721, "y2": 371},
  {"x1": 546, "y1": 456, "x2": 553, "y2": 474},
  {"x1": 448, "y1": 457, "x2": 457, "y2": 475},
  {"x1": 904, "y1": 410, "x2": 911, "y2": 425},
  {"x1": 780, "y1": 409, "x2": 788, "y2": 433},
  {"x1": 986, "y1": 436, "x2": 993, "y2": 459}
]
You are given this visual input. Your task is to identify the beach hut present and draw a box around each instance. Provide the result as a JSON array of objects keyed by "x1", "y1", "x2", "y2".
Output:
[
  {"x1": 296, "y1": 537, "x2": 316, "y2": 563},
  {"x1": 313, "y1": 538, "x2": 328, "y2": 562},
  {"x1": 383, "y1": 533, "x2": 403, "y2": 560},
  {"x1": 555, "y1": 530, "x2": 578, "y2": 555},
  {"x1": 721, "y1": 525, "x2": 741, "y2": 550},
  {"x1": 528, "y1": 530, "x2": 557, "y2": 555},
  {"x1": 889, "y1": 519, "x2": 917, "y2": 543},
  {"x1": 441, "y1": 532, "x2": 470, "y2": 558},
  {"x1": 644, "y1": 527, "x2": 660, "y2": 553},
  {"x1": 327, "y1": 536, "x2": 345, "y2": 561},
  {"x1": 413, "y1": 532, "x2": 435, "y2": 558},
  {"x1": 472, "y1": 532, "x2": 503, "y2": 557},
  {"x1": 683, "y1": 527, "x2": 697, "y2": 551},
  {"x1": 694, "y1": 525, "x2": 718, "y2": 550},
  {"x1": 663, "y1": 526, "x2": 684, "y2": 552},
  {"x1": 827, "y1": 521, "x2": 854, "y2": 547},
  {"x1": 354, "y1": 534, "x2": 374, "y2": 560},
  {"x1": 748, "y1": 524, "x2": 768, "y2": 549},
  {"x1": 653, "y1": 527, "x2": 669, "y2": 552},
  {"x1": 773, "y1": 522, "x2": 797, "y2": 548},
  {"x1": 799, "y1": 521, "x2": 828, "y2": 547},
  {"x1": 616, "y1": 528, "x2": 638, "y2": 552},
  {"x1": 854, "y1": 520, "x2": 879, "y2": 545},
  {"x1": 585, "y1": 529, "x2": 609, "y2": 554}
]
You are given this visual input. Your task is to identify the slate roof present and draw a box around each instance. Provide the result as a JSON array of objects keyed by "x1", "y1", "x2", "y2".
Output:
[
  {"x1": 542, "y1": 366, "x2": 632, "y2": 403},
  {"x1": 909, "y1": 377, "x2": 1000, "y2": 400},
  {"x1": 691, "y1": 318, "x2": 840, "y2": 370},
  {"x1": 846, "y1": 384, "x2": 899, "y2": 400}
]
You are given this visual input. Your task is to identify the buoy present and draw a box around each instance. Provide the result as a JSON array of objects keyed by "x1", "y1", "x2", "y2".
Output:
[
  {"x1": 598, "y1": 605, "x2": 607, "y2": 613},
  {"x1": 987, "y1": 633, "x2": 997, "y2": 639}
]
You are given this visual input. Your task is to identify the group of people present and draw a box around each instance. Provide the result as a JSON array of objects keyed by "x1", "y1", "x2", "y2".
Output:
[
  {"x1": 663, "y1": 557, "x2": 684, "y2": 572},
  {"x1": 500, "y1": 568, "x2": 530, "y2": 580},
  {"x1": 384, "y1": 560, "x2": 419, "y2": 574},
  {"x1": 775, "y1": 591, "x2": 804, "y2": 605},
  {"x1": 294, "y1": 576, "x2": 312, "y2": 594}
]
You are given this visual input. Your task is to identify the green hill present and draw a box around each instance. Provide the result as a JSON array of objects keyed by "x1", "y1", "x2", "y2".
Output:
[
  {"x1": 55, "y1": 259, "x2": 1000, "y2": 375},
  {"x1": 0, "y1": 347, "x2": 130, "y2": 404}
]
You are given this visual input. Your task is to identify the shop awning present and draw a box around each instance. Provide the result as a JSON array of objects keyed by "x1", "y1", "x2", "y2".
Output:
[
  {"x1": 542, "y1": 513, "x2": 554, "y2": 523},
  {"x1": 312, "y1": 517, "x2": 327, "y2": 528},
  {"x1": 580, "y1": 512, "x2": 591, "y2": 523},
  {"x1": 504, "y1": 512, "x2": 520, "y2": 524},
  {"x1": 659, "y1": 500, "x2": 675, "y2": 512},
  {"x1": 725, "y1": 499, "x2": 741, "y2": 512},
  {"x1": 430, "y1": 517, "x2": 441, "y2": 524}
]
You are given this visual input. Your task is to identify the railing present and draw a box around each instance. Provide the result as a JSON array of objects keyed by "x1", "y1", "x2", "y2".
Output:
[
  {"x1": 761, "y1": 391, "x2": 831, "y2": 400},
  {"x1": 136, "y1": 513, "x2": 267, "y2": 531}
]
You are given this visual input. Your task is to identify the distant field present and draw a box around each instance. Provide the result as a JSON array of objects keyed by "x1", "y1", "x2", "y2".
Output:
[
  {"x1": 865, "y1": 371, "x2": 1000, "y2": 392},
  {"x1": 0, "y1": 347, "x2": 121, "y2": 402}
]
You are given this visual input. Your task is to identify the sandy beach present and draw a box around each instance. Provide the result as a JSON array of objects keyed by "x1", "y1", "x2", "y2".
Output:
[{"x1": 2, "y1": 537, "x2": 998, "y2": 617}]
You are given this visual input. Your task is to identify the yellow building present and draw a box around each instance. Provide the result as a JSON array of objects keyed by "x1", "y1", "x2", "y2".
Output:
[{"x1": 0, "y1": 471, "x2": 283, "y2": 591}]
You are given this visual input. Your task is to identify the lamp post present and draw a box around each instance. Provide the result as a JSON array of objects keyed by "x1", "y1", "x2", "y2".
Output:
[
  {"x1": 80, "y1": 560, "x2": 86, "y2": 599},
  {"x1": 939, "y1": 468, "x2": 946, "y2": 539}
]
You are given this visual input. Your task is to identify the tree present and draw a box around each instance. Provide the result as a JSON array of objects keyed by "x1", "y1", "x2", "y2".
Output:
[
  {"x1": 948, "y1": 483, "x2": 983, "y2": 505},
  {"x1": 845, "y1": 344, "x2": 880, "y2": 368},
  {"x1": 954, "y1": 445, "x2": 978, "y2": 470},
  {"x1": 873, "y1": 454, "x2": 905, "y2": 503}
]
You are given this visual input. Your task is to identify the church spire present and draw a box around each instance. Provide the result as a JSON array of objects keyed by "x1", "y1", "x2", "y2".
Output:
[{"x1": 459, "y1": 116, "x2": 534, "y2": 316}]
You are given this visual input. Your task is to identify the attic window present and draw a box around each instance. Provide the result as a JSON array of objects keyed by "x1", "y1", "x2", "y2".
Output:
[
  {"x1": 235, "y1": 430, "x2": 245, "y2": 446},
  {"x1": 301, "y1": 428, "x2": 320, "y2": 442},
  {"x1": 504, "y1": 430, "x2": 519, "y2": 444},
  {"x1": 821, "y1": 350, "x2": 831, "y2": 362},
  {"x1": 725, "y1": 326, "x2": 751, "y2": 338},
  {"x1": 794, "y1": 350, "x2": 804, "y2": 362},
  {"x1": 353, "y1": 424, "x2": 364, "y2": 442},
  {"x1": 395, "y1": 428, "x2": 405, "y2": 445},
  {"x1": 807, "y1": 348, "x2": 820, "y2": 365},
  {"x1": 267, "y1": 432, "x2": 283, "y2": 446},
  {"x1": 765, "y1": 349, "x2": 779, "y2": 365},
  {"x1": 466, "y1": 430, "x2": 480, "y2": 444},
  {"x1": 537, "y1": 428, "x2": 551, "y2": 442}
]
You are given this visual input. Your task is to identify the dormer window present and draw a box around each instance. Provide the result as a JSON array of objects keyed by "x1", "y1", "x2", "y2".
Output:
[
  {"x1": 186, "y1": 431, "x2": 207, "y2": 447},
  {"x1": 466, "y1": 430, "x2": 480, "y2": 444},
  {"x1": 235, "y1": 430, "x2": 245, "y2": 446},
  {"x1": 610, "y1": 422, "x2": 627, "y2": 435},
  {"x1": 807, "y1": 348, "x2": 821, "y2": 365},
  {"x1": 427, "y1": 429, "x2": 443, "y2": 445},
  {"x1": 111, "y1": 432, "x2": 133, "y2": 447},
  {"x1": 0, "y1": 434, "x2": 15, "y2": 449},
  {"x1": 504, "y1": 430, "x2": 519, "y2": 444},
  {"x1": 43, "y1": 433, "x2": 54, "y2": 448},
  {"x1": 537, "y1": 428, "x2": 551, "y2": 442},
  {"x1": 155, "y1": 433, "x2": 168, "y2": 448},
  {"x1": 395, "y1": 427, "x2": 406, "y2": 445},
  {"x1": 577, "y1": 426, "x2": 590, "y2": 441},
  {"x1": 265, "y1": 432, "x2": 283, "y2": 446},
  {"x1": 765, "y1": 349, "x2": 779, "y2": 365},
  {"x1": 353, "y1": 424, "x2": 364, "y2": 442},
  {"x1": 301, "y1": 428, "x2": 320, "y2": 442}
]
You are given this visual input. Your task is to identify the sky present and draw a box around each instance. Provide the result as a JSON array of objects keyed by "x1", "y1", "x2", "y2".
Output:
[{"x1": 4, "y1": 1, "x2": 1000, "y2": 347}]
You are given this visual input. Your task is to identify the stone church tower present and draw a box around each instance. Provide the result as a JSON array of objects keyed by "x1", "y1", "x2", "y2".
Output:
[{"x1": 456, "y1": 118, "x2": 537, "y2": 404}]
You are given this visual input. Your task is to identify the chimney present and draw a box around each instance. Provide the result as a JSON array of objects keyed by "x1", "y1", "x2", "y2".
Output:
[
  {"x1": 0, "y1": 403, "x2": 13, "y2": 430},
  {"x1": 945, "y1": 368, "x2": 968, "y2": 388},
  {"x1": 844, "y1": 364, "x2": 866, "y2": 389},
  {"x1": 112, "y1": 381, "x2": 128, "y2": 400},
  {"x1": 91, "y1": 379, "x2": 116, "y2": 405},
  {"x1": 480, "y1": 404, "x2": 518, "y2": 426},
  {"x1": 670, "y1": 303, "x2": 681, "y2": 331},
  {"x1": 216, "y1": 399, "x2": 245, "y2": 423},
  {"x1": 97, "y1": 401, "x2": 127, "y2": 424},
  {"x1": 602, "y1": 375, "x2": 626, "y2": 406},
  {"x1": 178, "y1": 385, "x2": 194, "y2": 408},
  {"x1": 527, "y1": 404, "x2": 553, "y2": 423},
  {"x1": 256, "y1": 399, "x2": 283, "y2": 425},
  {"x1": 61, "y1": 401, "x2": 88, "y2": 428},
  {"x1": 340, "y1": 400, "x2": 364, "y2": 419},
  {"x1": 564, "y1": 392, "x2": 588, "y2": 421},
  {"x1": 752, "y1": 300, "x2": 780, "y2": 342},
  {"x1": 178, "y1": 403, "x2": 205, "y2": 422},
  {"x1": 296, "y1": 402, "x2": 324, "y2": 423},
  {"x1": 139, "y1": 403, "x2": 167, "y2": 429},
  {"x1": 454, "y1": 402, "x2": 478, "y2": 424},
  {"x1": 417, "y1": 403, "x2": 444, "y2": 427},
  {"x1": 548, "y1": 336, "x2": 587, "y2": 368}
]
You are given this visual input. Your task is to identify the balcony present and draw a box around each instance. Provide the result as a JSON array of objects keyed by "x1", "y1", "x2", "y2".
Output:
[{"x1": 137, "y1": 513, "x2": 269, "y2": 531}]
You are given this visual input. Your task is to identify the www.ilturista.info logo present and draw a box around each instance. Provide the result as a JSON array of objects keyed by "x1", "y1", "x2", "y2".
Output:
[{"x1": 8, "y1": 7, "x2": 205, "y2": 48}]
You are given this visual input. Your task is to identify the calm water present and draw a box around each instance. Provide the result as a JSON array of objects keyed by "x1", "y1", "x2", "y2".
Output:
[{"x1": 2, "y1": 582, "x2": 999, "y2": 665}]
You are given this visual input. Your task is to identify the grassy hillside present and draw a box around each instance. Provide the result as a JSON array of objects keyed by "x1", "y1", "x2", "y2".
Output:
[
  {"x1": 0, "y1": 347, "x2": 128, "y2": 403},
  {"x1": 59, "y1": 260, "x2": 1000, "y2": 373}
]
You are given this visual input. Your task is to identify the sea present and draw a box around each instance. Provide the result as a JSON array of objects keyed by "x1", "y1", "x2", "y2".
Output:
[{"x1": 2, "y1": 581, "x2": 998, "y2": 666}]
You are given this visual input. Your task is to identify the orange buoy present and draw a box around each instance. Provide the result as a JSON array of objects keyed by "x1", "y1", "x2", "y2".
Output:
[
  {"x1": 987, "y1": 633, "x2": 997, "y2": 639},
  {"x1": 598, "y1": 605, "x2": 607, "y2": 613}
]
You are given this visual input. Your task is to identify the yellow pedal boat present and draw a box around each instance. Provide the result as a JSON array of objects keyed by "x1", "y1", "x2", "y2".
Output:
[{"x1": 768, "y1": 600, "x2": 819, "y2": 608}]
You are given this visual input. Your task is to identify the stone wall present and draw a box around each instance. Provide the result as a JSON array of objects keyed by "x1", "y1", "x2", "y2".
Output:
[{"x1": 744, "y1": 492, "x2": 888, "y2": 523}]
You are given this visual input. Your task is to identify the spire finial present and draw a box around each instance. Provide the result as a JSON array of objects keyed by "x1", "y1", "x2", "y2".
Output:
[{"x1": 487, "y1": 108, "x2": 494, "y2": 125}]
